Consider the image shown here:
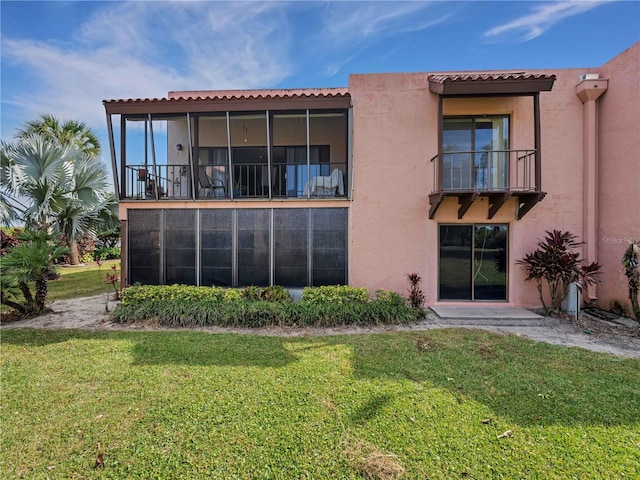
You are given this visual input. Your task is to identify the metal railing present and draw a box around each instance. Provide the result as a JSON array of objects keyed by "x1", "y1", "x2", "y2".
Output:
[
  {"x1": 431, "y1": 149, "x2": 537, "y2": 193},
  {"x1": 124, "y1": 165, "x2": 192, "y2": 200},
  {"x1": 124, "y1": 162, "x2": 348, "y2": 200},
  {"x1": 223, "y1": 162, "x2": 347, "y2": 199}
]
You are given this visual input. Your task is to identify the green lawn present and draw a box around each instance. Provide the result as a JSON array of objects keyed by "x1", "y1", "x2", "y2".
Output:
[
  {"x1": 2, "y1": 328, "x2": 638, "y2": 479},
  {"x1": 47, "y1": 260, "x2": 120, "y2": 300}
]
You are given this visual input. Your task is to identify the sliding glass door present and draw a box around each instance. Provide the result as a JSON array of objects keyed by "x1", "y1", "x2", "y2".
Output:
[
  {"x1": 439, "y1": 225, "x2": 508, "y2": 301},
  {"x1": 443, "y1": 116, "x2": 509, "y2": 190}
]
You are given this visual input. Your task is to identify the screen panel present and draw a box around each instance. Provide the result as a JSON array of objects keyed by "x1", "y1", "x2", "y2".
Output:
[
  {"x1": 237, "y1": 209, "x2": 270, "y2": 286},
  {"x1": 128, "y1": 209, "x2": 161, "y2": 285},
  {"x1": 312, "y1": 208, "x2": 347, "y2": 286},
  {"x1": 274, "y1": 209, "x2": 308, "y2": 287},
  {"x1": 200, "y1": 209, "x2": 233, "y2": 286},
  {"x1": 164, "y1": 210, "x2": 196, "y2": 285}
]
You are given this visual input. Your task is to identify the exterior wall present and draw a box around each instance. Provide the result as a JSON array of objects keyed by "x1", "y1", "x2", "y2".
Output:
[
  {"x1": 348, "y1": 73, "x2": 437, "y2": 300},
  {"x1": 168, "y1": 117, "x2": 191, "y2": 166},
  {"x1": 346, "y1": 59, "x2": 633, "y2": 307},
  {"x1": 597, "y1": 42, "x2": 640, "y2": 311},
  {"x1": 119, "y1": 43, "x2": 638, "y2": 309}
]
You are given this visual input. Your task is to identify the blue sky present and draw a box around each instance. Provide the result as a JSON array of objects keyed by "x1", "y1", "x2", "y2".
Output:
[{"x1": 1, "y1": 0, "x2": 639, "y2": 160}]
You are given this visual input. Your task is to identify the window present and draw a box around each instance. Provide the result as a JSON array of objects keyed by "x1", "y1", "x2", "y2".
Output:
[{"x1": 443, "y1": 116, "x2": 509, "y2": 190}]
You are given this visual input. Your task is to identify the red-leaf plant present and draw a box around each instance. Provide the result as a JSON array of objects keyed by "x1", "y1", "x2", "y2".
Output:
[
  {"x1": 516, "y1": 230, "x2": 602, "y2": 314},
  {"x1": 106, "y1": 264, "x2": 121, "y2": 301}
]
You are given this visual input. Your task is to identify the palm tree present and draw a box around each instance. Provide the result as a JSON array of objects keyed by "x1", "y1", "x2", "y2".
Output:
[
  {"x1": 17, "y1": 114, "x2": 101, "y2": 158},
  {"x1": 1, "y1": 230, "x2": 68, "y2": 314},
  {"x1": 1, "y1": 133, "x2": 111, "y2": 264},
  {"x1": 1, "y1": 133, "x2": 78, "y2": 230}
]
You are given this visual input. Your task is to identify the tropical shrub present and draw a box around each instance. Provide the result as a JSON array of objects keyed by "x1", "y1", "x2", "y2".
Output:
[
  {"x1": 96, "y1": 228, "x2": 121, "y2": 249},
  {"x1": 241, "y1": 285, "x2": 292, "y2": 303},
  {"x1": 517, "y1": 230, "x2": 602, "y2": 313},
  {"x1": 121, "y1": 285, "x2": 227, "y2": 305},
  {"x1": 1, "y1": 228, "x2": 22, "y2": 255},
  {"x1": 112, "y1": 285, "x2": 424, "y2": 327},
  {"x1": 0, "y1": 230, "x2": 68, "y2": 315},
  {"x1": 375, "y1": 289, "x2": 407, "y2": 306},
  {"x1": 106, "y1": 264, "x2": 121, "y2": 300},
  {"x1": 610, "y1": 299, "x2": 630, "y2": 318},
  {"x1": 406, "y1": 273, "x2": 425, "y2": 308},
  {"x1": 94, "y1": 246, "x2": 121, "y2": 260},
  {"x1": 80, "y1": 252, "x2": 95, "y2": 264},
  {"x1": 622, "y1": 240, "x2": 640, "y2": 322},
  {"x1": 301, "y1": 285, "x2": 369, "y2": 305},
  {"x1": 54, "y1": 233, "x2": 97, "y2": 264}
]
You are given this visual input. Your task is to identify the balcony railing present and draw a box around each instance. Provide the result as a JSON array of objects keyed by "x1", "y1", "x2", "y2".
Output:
[
  {"x1": 125, "y1": 165, "x2": 192, "y2": 200},
  {"x1": 431, "y1": 149, "x2": 538, "y2": 193},
  {"x1": 124, "y1": 163, "x2": 347, "y2": 200},
  {"x1": 428, "y1": 149, "x2": 545, "y2": 220}
]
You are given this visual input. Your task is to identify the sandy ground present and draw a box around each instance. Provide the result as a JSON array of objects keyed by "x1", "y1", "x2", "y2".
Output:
[{"x1": 2, "y1": 294, "x2": 639, "y2": 358}]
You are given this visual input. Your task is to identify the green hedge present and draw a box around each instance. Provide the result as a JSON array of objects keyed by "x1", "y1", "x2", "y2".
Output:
[
  {"x1": 301, "y1": 285, "x2": 369, "y2": 304},
  {"x1": 113, "y1": 285, "x2": 424, "y2": 327},
  {"x1": 94, "y1": 247, "x2": 121, "y2": 260}
]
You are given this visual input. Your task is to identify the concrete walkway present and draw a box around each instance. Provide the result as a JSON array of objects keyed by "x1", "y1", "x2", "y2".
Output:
[
  {"x1": 2, "y1": 295, "x2": 639, "y2": 358},
  {"x1": 430, "y1": 306, "x2": 543, "y2": 326},
  {"x1": 424, "y1": 306, "x2": 639, "y2": 358}
]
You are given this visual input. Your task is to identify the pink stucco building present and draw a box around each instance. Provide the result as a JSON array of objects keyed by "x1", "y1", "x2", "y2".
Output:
[{"x1": 103, "y1": 42, "x2": 639, "y2": 311}]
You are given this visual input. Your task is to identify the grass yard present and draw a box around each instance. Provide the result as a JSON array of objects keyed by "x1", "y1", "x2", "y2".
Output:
[
  {"x1": 2, "y1": 328, "x2": 639, "y2": 479},
  {"x1": 47, "y1": 260, "x2": 120, "y2": 301}
]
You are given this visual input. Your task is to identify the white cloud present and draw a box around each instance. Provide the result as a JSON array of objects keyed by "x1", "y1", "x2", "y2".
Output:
[
  {"x1": 484, "y1": 0, "x2": 611, "y2": 42},
  {"x1": 314, "y1": 1, "x2": 453, "y2": 78},
  {"x1": 323, "y1": 1, "x2": 444, "y2": 45},
  {"x1": 1, "y1": 1, "x2": 461, "y2": 136},
  {"x1": 1, "y1": 2, "x2": 293, "y2": 136}
]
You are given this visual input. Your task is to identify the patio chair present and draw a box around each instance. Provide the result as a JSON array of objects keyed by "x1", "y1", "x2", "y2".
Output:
[{"x1": 198, "y1": 169, "x2": 226, "y2": 198}]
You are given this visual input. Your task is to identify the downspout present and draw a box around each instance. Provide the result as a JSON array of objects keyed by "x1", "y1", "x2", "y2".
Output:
[
  {"x1": 437, "y1": 95, "x2": 443, "y2": 191},
  {"x1": 576, "y1": 74, "x2": 608, "y2": 302}
]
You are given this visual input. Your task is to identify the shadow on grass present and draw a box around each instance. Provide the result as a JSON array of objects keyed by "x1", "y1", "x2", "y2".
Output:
[
  {"x1": 130, "y1": 331, "x2": 298, "y2": 368},
  {"x1": 345, "y1": 329, "x2": 640, "y2": 427},
  {"x1": 1, "y1": 328, "x2": 299, "y2": 369},
  {"x1": 349, "y1": 393, "x2": 395, "y2": 425},
  {"x1": 0, "y1": 328, "x2": 108, "y2": 347},
  {"x1": 3, "y1": 327, "x2": 639, "y2": 427}
]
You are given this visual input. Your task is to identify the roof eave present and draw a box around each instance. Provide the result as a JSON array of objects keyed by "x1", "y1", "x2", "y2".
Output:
[
  {"x1": 103, "y1": 93, "x2": 352, "y2": 115},
  {"x1": 428, "y1": 77, "x2": 556, "y2": 96}
]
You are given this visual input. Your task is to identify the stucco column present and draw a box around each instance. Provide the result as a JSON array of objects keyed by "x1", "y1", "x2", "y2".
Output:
[{"x1": 576, "y1": 76, "x2": 608, "y2": 301}]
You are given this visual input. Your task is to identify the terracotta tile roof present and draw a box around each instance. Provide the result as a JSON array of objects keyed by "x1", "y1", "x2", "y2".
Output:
[
  {"x1": 428, "y1": 72, "x2": 556, "y2": 95},
  {"x1": 427, "y1": 72, "x2": 556, "y2": 84},
  {"x1": 104, "y1": 87, "x2": 349, "y2": 105}
]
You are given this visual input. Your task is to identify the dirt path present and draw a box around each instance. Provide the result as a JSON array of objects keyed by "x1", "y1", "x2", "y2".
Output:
[{"x1": 2, "y1": 294, "x2": 639, "y2": 358}]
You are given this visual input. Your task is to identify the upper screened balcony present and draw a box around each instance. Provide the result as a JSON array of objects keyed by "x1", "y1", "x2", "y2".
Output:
[
  {"x1": 103, "y1": 89, "x2": 352, "y2": 202},
  {"x1": 427, "y1": 72, "x2": 556, "y2": 220}
]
